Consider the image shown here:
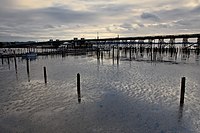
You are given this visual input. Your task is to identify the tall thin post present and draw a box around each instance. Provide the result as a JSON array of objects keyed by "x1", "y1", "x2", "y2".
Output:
[
  {"x1": 26, "y1": 59, "x2": 30, "y2": 82},
  {"x1": 125, "y1": 47, "x2": 127, "y2": 57},
  {"x1": 151, "y1": 45, "x2": 153, "y2": 61},
  {"x1": 77, "y1": 73, "x2": 81, "y2": 103},
  {"x1": 117, "y1": 48, "x2": 119, "y2": 65},
  {"x1": 130, "y1": 47, "x2": 132, "y2": 61},
  {"x1": 14, "y1": 51, "x2": 17, "y2": 73},
  {"x1": 180, "y1": 77, "x2": 186, "y2": 106},
  {"x1": 43, "y1": 66, "x2": 47, "y2": 84}
]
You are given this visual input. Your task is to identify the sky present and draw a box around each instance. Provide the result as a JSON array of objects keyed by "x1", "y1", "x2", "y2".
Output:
[{"x1": 0, "y1": 0, "x2": 200, "y2": 41}]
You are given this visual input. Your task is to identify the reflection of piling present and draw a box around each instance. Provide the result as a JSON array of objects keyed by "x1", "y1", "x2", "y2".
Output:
[
  {"x1": 43, "y1": 66, "x2": 47, "y2": 84},
  {"x1": 77, "y1": 73, "x2": 81, "y2": 103},
  {"x1": 180, "y1": 77, "x2": 186, "y2": 106},
  {"x1": 108, "y1": 49, "x2": 111, "y2": 58},
  {"x1": 101, "y1": 51, "x2": 103, "y2": 60},
  {"x1": 1, "y1": 56, "x2": 3, "y2": 65},
  {"x1": 178, "y1": 105, "x2": 184, "y2": 122},
  {"x1": 97, "y1": 48, "x2": 100, "y2": 60},
  {"x1": 112, "y1": 46, "x2": 115, "y2": 59},
  {"x1": 14, "y1": 51, "x2": 17, "y2": 73},
  {"x1": 7, "y1": 57, "x2": 10, "y2": 69},
  {"x1": 26, "y1": 59, "x2": 30, "y2": 82}
]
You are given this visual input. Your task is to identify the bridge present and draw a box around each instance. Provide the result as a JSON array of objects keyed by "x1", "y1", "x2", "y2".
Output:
[{"x1": 1, "y1": 33, "x2": 200, "y2": 48}]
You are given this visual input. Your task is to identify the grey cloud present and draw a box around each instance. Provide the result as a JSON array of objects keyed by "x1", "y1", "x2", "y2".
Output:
[
  {"x1": 141, "y1": 13, "x2": 160, "y2": 21},
  {"x1": 44, "y1": 24, "x2": 55, "y2": 29},
  {"x1": 120, "y1": 23, "x2": 135, "y2": 31},
  {"x1": 174, "y1": 18, "x2": 200, "y2": 29},
  {"x1": 191, "y1": 5, "x2": 200, "y2": 14},
  {"x1": 0, "y1": 5, "x2": 100, "y2": 41},
  {"x1": 89, "y1": 3, "x2": 135, "y2": 16},
  {"x1": 0, "y1": 0, "x2": 200, "y2": 41},
  {"x1": 0, "y1": 5, "x2": 98, "y2": 26},
  {"x1": 38, "y1": 6, "x2": 97, "y2": 23}
]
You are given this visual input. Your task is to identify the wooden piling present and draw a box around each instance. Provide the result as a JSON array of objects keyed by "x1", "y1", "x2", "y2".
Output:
[
  {"x1": 151, "y1": 47, "x2": 153, "y2": 61},
  {"x1": 43, "y1": 66, "x2": 47, "y2": 84},
  {"x1": 26, "y1": 59, "x2": 30, "y2": 82},
  {"x1": 77, "y1": 73, "x2": 81, "y2": 103},
  {"x1": 14, "y1": 51, "x2": 17, "y2": 73},
  {"x1": 125, "y1": 47, "x2": 127, "y2": 57},
  {"x1": 180, "y1": 77, "x2": 186, "y2": 105},
  {"x1": 129, "y1": 47, "x2": 132, "y2": 60},
  {"x1": 117, "y1": 48, "x2": 119, "y2": 64}
]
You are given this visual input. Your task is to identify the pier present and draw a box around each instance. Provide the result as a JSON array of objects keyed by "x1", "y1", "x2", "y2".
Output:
[{"x1": 0, "y1": 33, "x2": 200, "y2": 58}]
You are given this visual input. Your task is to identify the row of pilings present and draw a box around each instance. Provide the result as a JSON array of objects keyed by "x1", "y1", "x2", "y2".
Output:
[{"x1": 95, "y1": 45, "x2": 199, "y2": 64}]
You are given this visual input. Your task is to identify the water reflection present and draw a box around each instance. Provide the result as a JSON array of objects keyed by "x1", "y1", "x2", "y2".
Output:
[
  {"x1": 7, "y1": 57, "x2": 10, "y2": 70},
  {"x1": 178, "y1": 105, "x2": 184, "y2": 123},
  {"x1": 0, "y1": 49, "x2": 200, "y2": 132}
]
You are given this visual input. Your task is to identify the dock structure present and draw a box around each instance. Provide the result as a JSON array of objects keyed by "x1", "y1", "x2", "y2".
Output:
[
  {"x1": 83, "y1": 34, "x2": 200, "y2": 48},
  {"x1": 0, "y1": 33, "x2": 200, "y2": 48},
  {"x1": 0, "y1": 33, "x2": 200, "y2": 58}
]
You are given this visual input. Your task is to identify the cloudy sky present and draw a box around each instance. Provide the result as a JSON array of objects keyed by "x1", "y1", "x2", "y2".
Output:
[{"x1": 0, "y1": 0, "x2": 200, "y2": 41}]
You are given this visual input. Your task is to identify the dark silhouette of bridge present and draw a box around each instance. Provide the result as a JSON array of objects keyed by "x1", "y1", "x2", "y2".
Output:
[{"x1": 1, "y1": 33, "x2": 200, "y2": 48}]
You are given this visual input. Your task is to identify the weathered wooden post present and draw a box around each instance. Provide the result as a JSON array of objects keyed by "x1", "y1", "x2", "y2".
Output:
[
  {"x1": 43, "y1": 66, "x2": 47, "y2": 84},
  {"x1": 151, "y1": 46, "x2": 153, "y2": 61},
  {"x1": 77, "y1": 73, "x2": 81, "y2": 103},
  {"x1": 129, "y1": 47, "x2": 132, "y2": 60},
  {"x1": 180, "y1": 77, "x2": 186, "y2": 106},
  {"x1": 125, "y1": 47, "x2": 127, "y2": 57},
  {"x1": 112, "y1": 46, "x2": 115, "y2": 59},
  {"x1": 26, "y1": 59, "x2": 30, "y2": 82},
  {"x1": 14, "y1": 51, "x2": 17, "y2": 73},
  {"x1": 117, "y1": 48, "x2": 119, "y2": 64}
]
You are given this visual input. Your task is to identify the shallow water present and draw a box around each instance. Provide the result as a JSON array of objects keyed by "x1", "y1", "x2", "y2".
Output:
[{"x1": 0, "y1": 51, "x2": 200, "y2": 133}]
